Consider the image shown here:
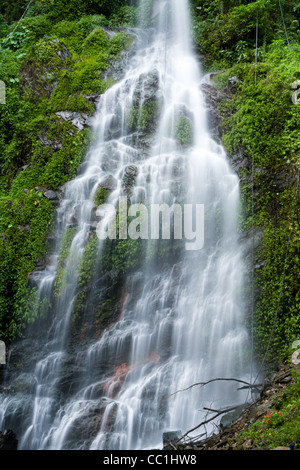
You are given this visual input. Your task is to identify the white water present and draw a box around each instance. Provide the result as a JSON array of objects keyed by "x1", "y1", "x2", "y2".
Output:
[{"x1": 0, "y1": 0, "x2": 255, "y2": 450}]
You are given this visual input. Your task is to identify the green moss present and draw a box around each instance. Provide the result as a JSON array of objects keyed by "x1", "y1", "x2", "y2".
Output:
[
  {"x1": 81, "y1": 28, "x2": 109, "y2": 56},
  {"x1": 0, "y1": 9, "x2": 133, "y2": 340},
  {"x1": 174, "y1": 115, "x2": 193, "y2": 146},
  {"x1": 72, "y1": 234, "x2": 99, "y2": 322},
  {"x1": 0, "y1": 191, "x2": 54, "y2": 340},
  {"x1": 53, "y1": 227, "x2": 78, "y2": 298},
  {"x1": 77, "y1": 234, "x2": 99, "y2": 289},
  {"x1": 220, "y1": 42, "x2": 300, "y2": 362},
  {"x1": 93, "y1": 186, "x2": 110, "y2": 207},
  {"x1": 77, "y1": 14, "x2": 108, "y2": 37},
  {"x1": 127, "y1": 98, "x2": 159, "y2": 132}
]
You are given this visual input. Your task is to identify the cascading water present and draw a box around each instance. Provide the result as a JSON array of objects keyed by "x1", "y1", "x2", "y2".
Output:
[{"x1": 0, "y1": 0, "x2": 256, "y2": 450}]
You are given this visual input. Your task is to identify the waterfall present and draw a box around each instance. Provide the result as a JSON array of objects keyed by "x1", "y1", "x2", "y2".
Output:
[{"x1": 0, "y1": 0, "x2": 256, "y2": 450}]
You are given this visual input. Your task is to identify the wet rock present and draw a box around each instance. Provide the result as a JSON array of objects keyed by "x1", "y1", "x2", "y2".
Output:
[
  {"x1": 0, "y1": 430, "x2": 18, "y2": 450},
  {"x1": 163, "y1": 430, "x2": 182, "y2": 449},
  {"x1": 104, "y1": 36, "x2": 136, "y2": 82},
  {"x1": 37, "y1": 131, "x2": 62, "y2": 150},
  {"x1": 104, "y1": 109, "x2": 123, "y2": 140},
  {"x1": 220, "y1": 404, "x2": 248, "y2": 430},
  {"x1": 227, "y1": 76, "x2": 242, "y2": 94},
  {"x1": 123, "y1": 131, "x2": 155, "y2": 152},
  {"x1": 51, "y1": 38, "x2": 72, "y2": 62},
  {"x1": 56, "y1": 111, "x2": 92, "y2": 130},
  {"x1": 274, "y1": 370, "x2": 292, "y2": 384},
  {"x1": 17, "y1": 164, "x2": 30, "y2": 173},
  {"x1": 99, "y1": 174, "x2": 118, "y2": 191},
  {"x1": 200, "y1": 82, "x2": 227, "y2": 141},
  {"x1": 122, "y1": 165, "x2": 138, "y2": 194},
  {"x1": 132, "y1": 69, "x2": 159, "y2": 108},
  {"x1": 10, "y1": 373, "x2": 37, "y2": 394},
  {"x1": 83, "y1": 93, "x2": 101, "y2": 107}
]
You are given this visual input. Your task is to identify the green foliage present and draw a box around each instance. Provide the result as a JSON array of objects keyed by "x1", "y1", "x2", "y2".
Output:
[
  {"x1": 77, "y1": 14, "x2": 108, "y2": 36},
  {"x1": 222, "y1": 44, "x2": 300, "y2": 170},
  {"x1": 218, "y1": 39, "x2": 300, "y2": 361},
  {"x1": 174, "y1": 115, "x2": 193, "y2": 146},
  {"x1": 37, "y1": 0, "x2": 133, "y2": 22},
  {"x1": 109, "y1": 6, "x2": 138, "y2": 28},
  {"x1": 72, "y1": 234, "x2": 99, "y2": 321},
  {"x1": 93, "y1": 186, "x2": 110, "y2": 207},
  {"x1": 0, "y1": 14, "x2": 8, "y2": 38},
  {"x1": 0, "y1": 0, "x2": 36, "y2": 24},
  {"x1": 0, "y1": 191, "x2": 54, "y2": 340},
  {"x1": 77, "y1": 234, "x2": 99, "y2": 289},
  {"x1": 1, "y1": 24, "x2": 31, "y2": 50},
  {"x1": 0, "y1": 4, "x2": 132, "y2": 341},
  {"x1": 236, "y1": 370, "x2": 300, "y2": 449},
  {"x1": 54, "y1": 227, "x2": 78, "y2": 297},
  {"x1": 127, "y1": 98, "x2": 159, "y2": 132},
  {"x1": 191, "y1": 0, "x2": 300, "y2": 68}
]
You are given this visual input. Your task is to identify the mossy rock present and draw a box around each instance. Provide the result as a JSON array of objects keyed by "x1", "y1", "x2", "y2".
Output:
[
  {"x1": 93, "y1": 186, "x2": 110, "y2": 207},
  {"x1": 174, "y1": 114, "x2": 193, "y2": 146}
]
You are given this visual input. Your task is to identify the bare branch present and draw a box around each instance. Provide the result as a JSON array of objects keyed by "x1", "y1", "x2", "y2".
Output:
[
  {"x1": 167, "y1": 377, "x2": 262, "y2": 399},
  {"x1": 173, "y1": 405, "x2": 239, "y2": 445}
]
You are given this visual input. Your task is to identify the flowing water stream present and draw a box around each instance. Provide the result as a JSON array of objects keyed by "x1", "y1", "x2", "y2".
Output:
[{"x1": 0, "y1": 0, "x2": 256, "y2": 450}]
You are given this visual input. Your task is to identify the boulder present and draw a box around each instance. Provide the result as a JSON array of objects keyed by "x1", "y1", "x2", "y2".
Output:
[
  {"x1": 99, "y1": 174, "x2": 118, "y2": 191},
  {"x1": 44, "y1": 190, "x2": 60, "y2": 201}
]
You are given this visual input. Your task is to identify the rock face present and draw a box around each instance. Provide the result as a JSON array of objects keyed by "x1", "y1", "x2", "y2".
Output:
[
  {"x1": 200, "y1": 82, "x2": 227, "y2": 142},
  {"x1": 55, "y1": 111, "x2": 92, "y2": 131},
  {"x1": 132, "y1": 69, "x2": 159, "y2": 107},
  {"x1": 0, "y1": 430, "x2": 18, "y2": 450},
  {"x1": 50, "y1": 38, "x2": 73, "y2": 62}
]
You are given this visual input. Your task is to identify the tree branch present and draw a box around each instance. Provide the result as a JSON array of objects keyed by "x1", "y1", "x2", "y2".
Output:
[
  {"x1": 167, "y1": 377, "x2": 262, "y2": 399},
  {"x1": 172, "y1": 405, "x2": 239, "y2": 445}
]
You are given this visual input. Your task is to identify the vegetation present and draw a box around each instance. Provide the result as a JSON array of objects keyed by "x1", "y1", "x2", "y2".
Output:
[
  {"x1": 188, "y1": 0, "x2": 300, "y2": 365},
  {"x1": 236, "y1": 368, "x2": 300, "y2": 449},
  {"x1": 0, "y1": 0, "x2": 299, "y2": 372},
  {"x1": 0, "y1": 0, "x2": 298, "y2": 450},
  {"x1": 0, "y1": 0, "x2": 136, "y2": 341}
]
